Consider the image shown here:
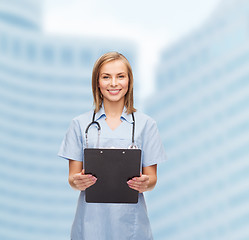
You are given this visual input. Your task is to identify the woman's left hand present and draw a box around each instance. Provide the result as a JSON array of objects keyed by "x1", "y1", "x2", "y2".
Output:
[{"x1": 127, "y1": 173, "x2": 150, "y2": 193}]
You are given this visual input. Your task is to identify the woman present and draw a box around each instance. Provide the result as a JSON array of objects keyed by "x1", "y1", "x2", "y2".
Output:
[{"x1": 58, "y1": 52, "x2": 166, "y2": 240}]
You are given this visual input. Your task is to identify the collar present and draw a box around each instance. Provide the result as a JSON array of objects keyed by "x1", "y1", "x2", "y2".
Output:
[
  {"x1": 121, "y1": 107, "x2": 134, "y2": 124},
  {"x1": 94, "y1": 104, "x2": 134, "y2": 124},
  {"x1": 94, "y1": 105, "x2": 106, "y2": 121}
]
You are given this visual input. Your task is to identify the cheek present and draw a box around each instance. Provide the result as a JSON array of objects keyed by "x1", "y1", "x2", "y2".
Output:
[
  {"x1": 98, "y1": 81, "x2": 107, "y2": 90},
  {"x1": 124, "y1": 80, "x2": 129, "y2": 91}
]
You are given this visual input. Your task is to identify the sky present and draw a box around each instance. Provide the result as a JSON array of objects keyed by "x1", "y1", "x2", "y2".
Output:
[{"x1": 43, "y1": 0, "x2": 221, "y2": 99}]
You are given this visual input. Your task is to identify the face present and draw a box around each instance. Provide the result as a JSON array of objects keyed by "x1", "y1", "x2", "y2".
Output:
[{"x1": 98, "y1": 59, "x2": 129, "y2": 105}]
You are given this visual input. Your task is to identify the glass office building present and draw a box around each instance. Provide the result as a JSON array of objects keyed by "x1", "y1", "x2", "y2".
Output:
[
  {"x1": 145, "y1": 0, "x2": 249, "y2": 239},
  {"x1": 0, "y1": 0, "x2": 136, "y2": 239}
]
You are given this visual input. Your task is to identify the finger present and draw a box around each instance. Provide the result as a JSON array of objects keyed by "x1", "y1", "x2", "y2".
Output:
[
  {"x1": 127, "y1": 184, "x2": 139, "y2": 191},
  {"x1": 132, "y1": 178, "x2": 146, "y2": 183},
  {"x1": 74, "y1": 176, "x2": 97, "y2": 186},
  {"x1": 128, "y1": 180, "x2": 143, "y2": 188},
  {"x1": 128, "y1": 184, "x2": 145, "y2": 193},
  {"x1": 74, "y1": 174, "x2": 93, "y2": 180},
  {"x1": 128, "y1": 182, "x2": 147, "y2": 192},
  {"x1": 75, "y1": 177, "x2": 97, "y2": 190},
  {"x1": 81, "y1": 179, "x2": 97, "y2": 188},
  {"x1": 129, "y1": 175, "x2": 149, "y2": 183},
  {"x1": 74, "y1": 179, "x2": 92, "y2": 187},
  {"x1": 77, "y1": 181, "x2": 95, "y2": 189},
  {"x1": 127, "y1": 179, "x2": 137, "y2": 186},
  {"x1": 129, "y1": 181, "x2": 146, "y2": 189},
  {"x1": 74, "y1": 175, "x2": 97, "y2": 184},
  {"x1": 127, "y1": 178, "x2": 149, "y2": 191}
]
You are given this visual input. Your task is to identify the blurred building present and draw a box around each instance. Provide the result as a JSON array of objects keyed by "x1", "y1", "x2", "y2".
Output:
[
  {"x1": 0, "y1": 0, "x2": 136, "y2": 239},
  {"x1": 145, "y1": 0, "x2": 249, "y2": 239}
]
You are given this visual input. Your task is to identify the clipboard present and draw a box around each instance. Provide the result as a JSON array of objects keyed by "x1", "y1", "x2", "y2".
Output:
[{"x1": 84, "y1": 148, "x2": 141, "y2": 203}]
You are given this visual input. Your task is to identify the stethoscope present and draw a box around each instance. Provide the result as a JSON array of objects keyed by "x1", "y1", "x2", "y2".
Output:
[{"x1": 85, "y1": 111, "x2": 137, "y2": 149}]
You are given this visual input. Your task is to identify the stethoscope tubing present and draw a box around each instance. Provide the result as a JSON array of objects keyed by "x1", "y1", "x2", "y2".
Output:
[{"x1": 85, "y1": 111, "x2": 136, "y2": 148}]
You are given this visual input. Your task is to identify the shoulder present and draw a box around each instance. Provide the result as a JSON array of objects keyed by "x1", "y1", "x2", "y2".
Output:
[
  {"x1": 73, "y1": 110, "x2": 93, "y2": 121},
  {"x1": 70, "y1": 110, "x2": 94, "y2": 128},
  {"x1": 133, "y1": 110, "x2": 158, "y2": 135},
  {"x1": 134, "y1": 110, "x2": 156, "y2": 126}
]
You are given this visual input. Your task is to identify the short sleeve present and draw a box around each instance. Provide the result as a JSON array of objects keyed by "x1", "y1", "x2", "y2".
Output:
[
  {"x1": 142, "y1": 119, "x2": 167, "y2": 167},
  {"x1": 58, "y1": 119, "x2": 83, "y2": 162}
]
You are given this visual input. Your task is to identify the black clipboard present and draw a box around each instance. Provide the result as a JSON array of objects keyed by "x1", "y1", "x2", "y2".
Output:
[{"x1": 84, "y1": 148, "x2": 141, "y2": 203}]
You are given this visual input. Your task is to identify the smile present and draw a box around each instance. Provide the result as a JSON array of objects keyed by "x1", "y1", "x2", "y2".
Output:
[{"x1": 108, "y1": 89, "x2": 121, "y2": 95}]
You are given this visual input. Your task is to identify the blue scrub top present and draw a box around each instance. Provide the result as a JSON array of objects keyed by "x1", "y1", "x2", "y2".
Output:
[{"x1": 58, "y1": 106, "x2": 167, "y2": 240}]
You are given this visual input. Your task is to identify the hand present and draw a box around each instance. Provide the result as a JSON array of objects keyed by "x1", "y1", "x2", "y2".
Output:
[
  {"x1": 127, "y1": 173, "x2": 149, "y2": 193},
  {"x1": 72, "y1": 169, "x2": 97, "y2": 191}
]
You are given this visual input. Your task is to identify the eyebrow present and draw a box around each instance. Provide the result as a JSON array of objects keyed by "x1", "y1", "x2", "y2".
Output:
[
  {"x1": 100, "y1": 73, "x2": 111, "y2": 75},
  {"x1": 100, "y1": 72, "x2": 127, "y2": 75}
]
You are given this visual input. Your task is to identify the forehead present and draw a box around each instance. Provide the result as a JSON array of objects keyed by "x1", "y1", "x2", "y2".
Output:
[{"x1": 99, "y1": 59, "x2": 127, "y2": 74}]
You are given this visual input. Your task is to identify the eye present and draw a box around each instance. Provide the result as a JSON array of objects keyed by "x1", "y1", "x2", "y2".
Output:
[
  {"x1": 118, "y1": 75, "x2": 125, "y2": 79},
  {"x1": 102, "y1": 75, "x2": 110, "y2": 79}
]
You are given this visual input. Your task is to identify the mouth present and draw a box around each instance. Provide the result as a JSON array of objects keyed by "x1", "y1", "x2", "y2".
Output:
[{"x1": 107, "y1": 89, "x2": 121, "y2": 95}]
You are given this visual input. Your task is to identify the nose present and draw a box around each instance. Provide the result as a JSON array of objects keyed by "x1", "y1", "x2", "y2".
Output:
[{"x1": 111, "y1": 76, "x2": 117, "y2": 86}]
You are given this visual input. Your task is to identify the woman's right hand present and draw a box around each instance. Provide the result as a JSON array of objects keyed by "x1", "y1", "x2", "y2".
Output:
[
  {"x1": 72, "y1": 169, "x2": 97, "y2": 191},
  {"x1": 68, "y1": 160, "x2": 97, "y2": 191}
]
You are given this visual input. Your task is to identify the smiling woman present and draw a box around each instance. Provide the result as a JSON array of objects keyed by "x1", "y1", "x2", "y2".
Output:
[{"x1": 58, "y1": 52, "x2": 167, "y2": 240}]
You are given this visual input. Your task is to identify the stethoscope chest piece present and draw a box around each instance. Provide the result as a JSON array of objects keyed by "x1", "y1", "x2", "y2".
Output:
[{"x1": 128, "y1": 144, "x2": 138, "y2": 149}]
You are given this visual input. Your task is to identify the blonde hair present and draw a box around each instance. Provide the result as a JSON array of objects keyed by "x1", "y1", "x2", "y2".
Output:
[{"x1": 92, "y1": 52, "x2": 136, "y2": 114}]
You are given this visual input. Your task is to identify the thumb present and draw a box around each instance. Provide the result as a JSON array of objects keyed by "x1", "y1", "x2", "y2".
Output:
[{"x1": 81, "y1": 169, "x2": 85, "y2": 175}]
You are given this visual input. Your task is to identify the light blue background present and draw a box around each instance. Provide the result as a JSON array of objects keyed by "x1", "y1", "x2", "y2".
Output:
[{"x1": 1, "y1": 0, "x2": 249, "y2": 239}]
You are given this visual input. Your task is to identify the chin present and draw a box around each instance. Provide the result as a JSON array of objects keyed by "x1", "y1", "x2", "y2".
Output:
[{"x1": 105, "y1": 96, "x2": 125, "y2": 103}]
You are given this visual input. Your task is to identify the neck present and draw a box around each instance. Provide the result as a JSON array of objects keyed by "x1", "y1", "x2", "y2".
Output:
[{"x1": 103, "y1": 99, "x2": 124, "y2": 118}]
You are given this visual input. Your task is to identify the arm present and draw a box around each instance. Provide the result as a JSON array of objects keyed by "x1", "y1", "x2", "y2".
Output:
[
  {"x1": 68, "y1": 160, "x2": 97, "y2": 191},
  {"x1": 127, "y1": 164, "x2": 157, "y2": 193}
]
